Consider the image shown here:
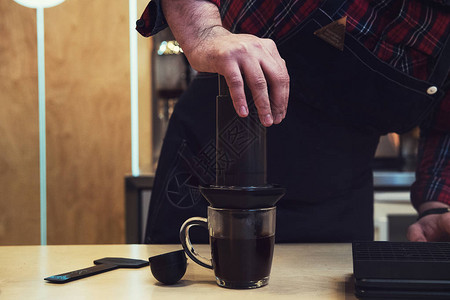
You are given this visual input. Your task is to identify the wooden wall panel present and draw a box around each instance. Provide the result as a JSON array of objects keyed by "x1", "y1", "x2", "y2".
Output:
[
  {"x1": 1, "y1": 0, "x2": 152, "y2": 245},
  {"x1": 0, "y1": 1, "x2": 40, "y2": 245},
  {"x1": 138, "y1": 30, "x2": 153, "y2": 174},
  {"x1": 45, "y1": 1, "x2": 131, "y2": 244}
]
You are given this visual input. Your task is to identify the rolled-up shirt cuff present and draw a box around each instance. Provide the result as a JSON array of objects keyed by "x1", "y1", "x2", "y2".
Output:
[{"x1": 136, "y1": 0, "x2": 167, "y2": 37}]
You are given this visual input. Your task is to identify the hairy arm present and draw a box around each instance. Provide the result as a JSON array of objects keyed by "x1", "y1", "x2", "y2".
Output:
[{"x1": 161, "y1": 0, "x2": 290, "y2": 126}]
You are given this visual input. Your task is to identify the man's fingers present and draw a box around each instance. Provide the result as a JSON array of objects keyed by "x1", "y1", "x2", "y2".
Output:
[
  {"x1": 407, "y1": 223, "x2": 427, "y2": 242},
  {"x1": 240, "y1": 60, "x2": 273, "y2": 127},
  {"x1": 222, "y1": 67, "x2": 249, "y2": 118},
  {"x1": 259, "y1": 38, "x2": 289, "y2": 124},
  {"x1": 262, "y1": 38, "x2": 284, "y2": 65},
  {"x1": 260, "y1": 61, "x2": 289, "y2": 124}
]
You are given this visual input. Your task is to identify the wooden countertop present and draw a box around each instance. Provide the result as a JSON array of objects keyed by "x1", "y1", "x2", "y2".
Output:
[{"x1": 0, "y1": 244, "x2": 357, "y2": 299}]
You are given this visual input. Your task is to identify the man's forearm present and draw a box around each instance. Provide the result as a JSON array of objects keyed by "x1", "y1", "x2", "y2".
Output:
[{"x1": 161, "y1": 0, "x2": 223, "y2": 63}]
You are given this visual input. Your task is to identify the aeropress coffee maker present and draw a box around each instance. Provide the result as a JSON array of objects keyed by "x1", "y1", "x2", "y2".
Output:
[{"x1": 178, "y1": 75, "x2": 286, "y2": 289}]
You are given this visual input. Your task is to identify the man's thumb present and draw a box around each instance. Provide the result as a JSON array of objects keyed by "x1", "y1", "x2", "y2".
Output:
[{"x1": 407, "y1": 223, "x2": 427, "y2": 242}]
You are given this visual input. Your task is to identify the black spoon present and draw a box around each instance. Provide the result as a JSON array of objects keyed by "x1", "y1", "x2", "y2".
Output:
[{"x1": 44, "y1": 257, "x2": 149, "y2": 283}]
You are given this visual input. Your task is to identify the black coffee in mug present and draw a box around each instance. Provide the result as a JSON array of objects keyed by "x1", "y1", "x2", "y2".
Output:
[
  {"x1": 211, "y1": 235, "x2": 275, "y2": 283},
  {"x1": 180, "y1": 207, "x2": 276, "y2": 289}
]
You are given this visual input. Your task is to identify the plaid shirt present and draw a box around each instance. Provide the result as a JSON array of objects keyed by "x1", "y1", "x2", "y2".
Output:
[{"x1": 137, "y1": 0, "x2": 450, "y2": 209}]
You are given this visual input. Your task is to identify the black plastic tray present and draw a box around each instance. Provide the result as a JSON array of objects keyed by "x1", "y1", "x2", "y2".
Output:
[{"x1": 353, "y1": 241, "x2": 450, "y2": 280}]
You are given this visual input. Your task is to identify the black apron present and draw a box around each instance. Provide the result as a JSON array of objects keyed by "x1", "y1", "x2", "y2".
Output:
[{"x1": 144, "y1": 0, "x2": 450, "y2": 244}]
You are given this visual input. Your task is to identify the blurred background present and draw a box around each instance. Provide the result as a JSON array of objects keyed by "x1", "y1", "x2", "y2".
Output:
[
  {"x1": 0, "y1": 0, "x2": 418, "y2": 245},
  {"x1": 0, "y1": 0, "x2": 154, "y2": 245}
]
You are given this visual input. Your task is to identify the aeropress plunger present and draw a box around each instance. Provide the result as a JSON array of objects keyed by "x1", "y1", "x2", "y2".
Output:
[{"x1": 199, "y1": 75, "x2": 285, "y2": 209}]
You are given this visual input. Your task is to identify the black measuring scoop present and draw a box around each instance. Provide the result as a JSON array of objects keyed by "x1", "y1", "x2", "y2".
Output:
[{"x1": 44, "y1": 257, "x2": 149, "y2": 283}]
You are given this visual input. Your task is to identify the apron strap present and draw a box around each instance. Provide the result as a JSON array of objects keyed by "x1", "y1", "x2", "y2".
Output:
[
  {"x1": 319, "y1": 0, "x2": 347, "y2": 18},
  {"x1": 428, "y1": 33, "x2": 450, "y2": 87}
]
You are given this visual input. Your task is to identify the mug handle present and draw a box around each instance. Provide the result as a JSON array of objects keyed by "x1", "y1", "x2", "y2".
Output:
[{"x1": 179, "y1": 217, "x2": 213, "y2": 269}]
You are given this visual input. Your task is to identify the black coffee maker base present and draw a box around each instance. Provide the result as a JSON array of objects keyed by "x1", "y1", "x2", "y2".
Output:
[{"x1": 199, "y1": 185, "x2": 285, "y2": 209}]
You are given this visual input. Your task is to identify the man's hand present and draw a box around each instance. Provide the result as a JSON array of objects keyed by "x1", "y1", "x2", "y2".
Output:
[
  {"x1": 161, "y1": 0, "x2": 289, "y2": 127},
  {"x1": 187, "y1": 27, "x2": 289, "y2": 127},
  {"x1": 407, "y1": 202, "x2": 450, "y2": 242}
]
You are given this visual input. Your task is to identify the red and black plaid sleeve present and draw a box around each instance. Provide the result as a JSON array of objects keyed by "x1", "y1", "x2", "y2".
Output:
[
  {"x1": 210, "y1": 0, "x2": 320, "y2": 40},
  {"x1": 412, "y1": 91, "x2": 450, "y2": 209}
]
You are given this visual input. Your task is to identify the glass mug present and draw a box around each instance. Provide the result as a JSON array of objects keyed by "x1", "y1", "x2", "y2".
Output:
[{"x1": 180, "y1": 206, "x2": 276, "y2": 289}]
